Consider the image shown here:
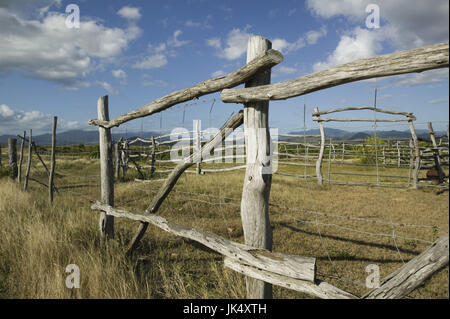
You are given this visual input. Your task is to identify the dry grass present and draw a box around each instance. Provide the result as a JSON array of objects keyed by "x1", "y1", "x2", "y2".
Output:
[{"x1": 0, "y1": 152, "x2": 448, "y2": 299}]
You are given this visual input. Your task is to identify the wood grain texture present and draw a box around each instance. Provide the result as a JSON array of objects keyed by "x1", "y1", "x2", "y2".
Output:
[
  {"x1": 88, "y1": 49, "x2": 283, "y2": 128},
  {"x1": 91, "y1": 201, "x2": 316, "y2": 282},
  {"x1": 17, "y1": 131, "x2": 26, "y2": 183},
  {"x1": 315, "y1": 108, "x2": 325, "y2": 185},
  {"x1": 363, "y1": 234, "x2": 449, "y2": 299},
  {"x1": 241, "y1": 36, "x2": 274, "y2": 299},
  {"x1": 23, "y1": 130, "x2": 32, "y2": 191},
  {"x1": 49, "y1": 117, "x2": 57, "y2": 203},
  {"x1": 8, "y1": 138, "x2": 17, "y2": 178},
  {"x1": 312, "y1": 106, "x2": 414, "y2": 118},
  {"x1": 313, "y1": 117, "x2": 412, "y2": 123},
  {"x1": 97, "y1": 96, "x2": 114, "y2": 239},
  {"x1": 222, "y1": 42, "x2": 449, "y2": 103},
  {"x1": 224, "y1": 257, "x2": 355, "y2": 299},
  {"x1": 408, "y1": 121, "x2": 420, "y2": 189}
]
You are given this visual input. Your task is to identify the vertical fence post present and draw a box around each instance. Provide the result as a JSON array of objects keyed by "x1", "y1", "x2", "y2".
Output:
[
  {"x1": 428, "y1": 122, "x2": 444, "y2": 183},
  {"x1": 327, "y1": 138, "x2": 332, "y2": 184},
  {"x1": 122, "y1": 140, "x2": 129, "y2": 180},
  {"x1": 150, "y1": 136, "x2": 156, "y2": 177},
  {"x1": 408, "y1": 139, "x2": 413, "y2": 186},
  {"x1": 408, "y1": 120, "x2": 420, "y2": 189},
  {"x1": 194, "y1": 120, "x2": 202, "y2": 174},
  {"x1": 240, "y1": 36, "x2": 273, "y2": 299},
  {"x1": 23, "y1": 130, "x2": 32, "y2": 191},
  {"x1": 18, "y1": 131, "x2": 26, "y2": 183},
  {"x1": 314, "y1": 107, "x2": 325, "y2": 185},
  {"x1": 49, "y1": 117, "x2": 57, "y2": 203},
  {"x1": 98, "y1": 96, "x2": 114, "y2": 240},
  {"x1": 342, "y1": 142, "x2": 345, "y2": 162},
  {"x1": 396, "y1": 141, "x2": 401, "y2": 168},
  {"x1": 114, "y1": 142, "x2": 120, "y2": 180},
  {"x1": 8, "y1": 138, "x2": 17, "y2": 179}
]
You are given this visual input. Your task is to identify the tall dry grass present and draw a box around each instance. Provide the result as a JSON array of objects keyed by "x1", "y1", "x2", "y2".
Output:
[
  {"x1": 0, "y1": 151, "x2": 448, "y2": 299},
  {"x1": 0, "y1": 180, "x2": 245, "y2": 298}
]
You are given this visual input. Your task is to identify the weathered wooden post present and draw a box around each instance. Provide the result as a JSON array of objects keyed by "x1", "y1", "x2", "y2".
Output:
[
  {"x1": 314, "y1": 107, "x2": 325, "y2": 185},
  {"x1": 408, "y1": 120, "x2": 420, "y2": 189},
  {"x1": 18, "y1": 131, "x2": 26, "y2": 183},
  {"x1": 240, "y1": 36, "x2": 273, "y2": 299},
  {"x1": 150, "y1": 136, "x2": 156, "y2": 177},
  {"x1": 121, "y1": 140, "x2": 129, "y2": 180},
  {"x1": 114, "y1": 142, "x2": 120, "y2": 180},
  {"x1": 382, "y1": 146, "x2": 386, "y2": 166},
  {"x1": 23, "y1": 130, "x2": 32, "y2": 191},
  {"x1": 49, "y1": 117, "x2": 57, "y2": 203},
  {"x1": 427, "y1": 122, "x2": 445, "y2": 183},
  {"x1": 194, "y1": 120, "x2": 202, "y2": 174},
  {"x1": 408, "y1": 139, "x2": 413, "y2": 186},
  {"x1": 331, "y1": 142, "x2": 336, "y2": 161},
  {"x1": 327, "y1": 138, "x2": 332, "y2": 183},
  {"x1": 342, "y1": 142, "x2": 345, "y2": 162},
  {"x1": 396, "y1": 141, "x2": 401, "y2": 168},
  {"x1": 8, "y1": 138, "x2": 17, "y2": 179},
  {"x1": 98, "y1": 96, "x2": 114, "y2": 239}
]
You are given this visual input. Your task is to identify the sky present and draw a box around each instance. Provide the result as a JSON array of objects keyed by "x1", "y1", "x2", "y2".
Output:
[{"x1": 0, "y1": 0, "x2": 448, "y2": 137}]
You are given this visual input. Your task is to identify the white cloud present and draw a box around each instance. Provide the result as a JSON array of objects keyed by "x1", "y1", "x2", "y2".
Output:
[
  {"x1": 0, "y1": 103, "x2": 82, "y2": 135},
  {"x1": 393, "y1": 69, "x2": 449, "y2": 87},
  {"x1": 208, "y1": 27, "x2": 253, "y2": 60},
  {"x1": 186, "y1": 16, "x2": 213, "y2": 29},
  {"x1": 168, "y1": 30, "x2": 190, "y2": 48},
  {"x1": 134, "y1": 30, "x2": 189, "y2": 70},
  {"x1": 211, "y1": 70, "x2": 226, "y2": 77},
  {"x1": 272, "y1": 26, "x2": 326, "y2": 55},
  {"x1": 117, "y1": 6, "x2": 141, "y2": 20},
  {"x1": 97, "y1": 81, "x2": 118, "y2": 94},
  {"x1": 0, "y1": 7, "x2": 139, "y2": 89},
  {"x1": 306, "y1": 0, "x2": 449, "y2": 49},
  {"x1": 305, "y1": 26, "x2": 327, "y2": 45},
  {"x1": 313, "y1": 27, "x2": 382, "y2": 72},
  {"x1": 206, "y1": 37, "x2": 221, "y2": 50},
  {"x1": 133, "y1": 54, "x2": 168, "y2": 70},
  {"x1": 112, "y1": 69, "x2": 127, "y2": 84}
]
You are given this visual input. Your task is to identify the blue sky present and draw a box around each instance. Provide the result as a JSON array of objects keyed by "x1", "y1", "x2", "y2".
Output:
[{"x1": 0, "y1": 0, "x2": 448, "y2": 137}]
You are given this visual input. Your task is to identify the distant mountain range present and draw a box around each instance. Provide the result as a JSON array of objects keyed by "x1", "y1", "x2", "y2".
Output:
[
  {"x1": 0, "y1": 129, "x2": 163, "y2": 146},
  {"x1": 287, "y1": 128, "x2": 444, "y2": 141},
  {"x1": 0, "y1": 128, "x2": 445, "y2": 146}
]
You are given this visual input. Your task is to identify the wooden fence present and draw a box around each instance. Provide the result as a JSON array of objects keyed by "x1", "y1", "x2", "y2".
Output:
[
  {"x1": 4, "y1": 117, "x2": 58, "y2": 204},
  {"x1": 88, "y1": 37, "x2": 449, "y2": 299},
  {"x1": 114, "y1": 127, "x2": 448, "y2": 190}
]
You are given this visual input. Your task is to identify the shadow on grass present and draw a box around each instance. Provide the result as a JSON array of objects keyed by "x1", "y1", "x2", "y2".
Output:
[{"x1": 278, "y1": 221, "x2": 422, "y2": 256}]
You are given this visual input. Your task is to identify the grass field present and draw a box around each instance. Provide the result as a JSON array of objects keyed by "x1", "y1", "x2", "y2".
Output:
[{"x1": 0, "y1": 150, "x2": 448, "y2": 299}]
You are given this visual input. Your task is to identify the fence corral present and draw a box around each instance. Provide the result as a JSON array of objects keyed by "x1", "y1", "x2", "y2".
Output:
[{"x1": 85, "y1": 37, "x2": 449, "y2": 299}]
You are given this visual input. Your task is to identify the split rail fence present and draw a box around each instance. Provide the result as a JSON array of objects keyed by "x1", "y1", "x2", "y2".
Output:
[{"x1": 84, "y1": 38, "x2": 449, "y2": 299}]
